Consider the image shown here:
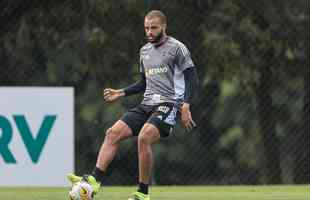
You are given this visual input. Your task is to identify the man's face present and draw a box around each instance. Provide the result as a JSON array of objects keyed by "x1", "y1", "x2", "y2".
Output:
[{"x1": 144, "y1": 17, "x2": 166, "y2": 43}]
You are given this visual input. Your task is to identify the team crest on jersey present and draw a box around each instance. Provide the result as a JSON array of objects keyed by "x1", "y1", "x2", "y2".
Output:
[{"x1": 144, "y1": 54, "x2": 150, "y2": 60}]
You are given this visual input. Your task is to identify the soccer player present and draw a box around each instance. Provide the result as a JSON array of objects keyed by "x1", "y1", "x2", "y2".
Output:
[{"x1": 67, "y1": 10, "x2": 199, "y2": 200}]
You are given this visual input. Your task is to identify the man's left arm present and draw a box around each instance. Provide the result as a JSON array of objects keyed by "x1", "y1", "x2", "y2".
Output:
[
  {"x1": 181, "y1": 67, "x2": 199, "y2": 131},
  {"x1": 175, "y1": 43, "x2": 199, "y2": 131}
]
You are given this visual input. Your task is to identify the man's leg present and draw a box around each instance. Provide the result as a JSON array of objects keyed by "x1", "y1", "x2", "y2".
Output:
[
  {"x1": 95, "y1": 120, "x2": 133, "y2": 174},
  {"x1": 128, "y1": 123, "x2": 159, "y2": 200},
  {"x1": 68, "y1": 120, "x2": 132, "y2": 192},
  {"x1": 129, "y1": 104, "x2": 176, "y2": 200},
  {"x1": 137, "y1": 123, "x2": 160, "y2": 194}
]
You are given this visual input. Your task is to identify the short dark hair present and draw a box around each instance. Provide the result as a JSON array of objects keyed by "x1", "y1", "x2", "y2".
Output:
[{"x1": 145, "y1": 10, "x2": 167, "y2": 24}]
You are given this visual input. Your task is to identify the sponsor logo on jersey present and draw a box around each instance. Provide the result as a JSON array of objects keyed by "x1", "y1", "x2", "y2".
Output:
[
  {"x1": 157, "y1": 106, "x2": 170, "y2": 113},
  {"x1": 145, "y1": 65, "x2": 168, "y2": 76}
]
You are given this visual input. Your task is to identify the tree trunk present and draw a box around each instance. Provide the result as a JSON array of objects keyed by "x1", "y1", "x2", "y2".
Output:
[{"x1": 256, "y1": 59, "x2": 281, "y2": 184}]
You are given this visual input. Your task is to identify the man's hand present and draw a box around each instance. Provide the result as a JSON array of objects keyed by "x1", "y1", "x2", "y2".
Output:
[
  {"x1": 103, "y1": 88, "x2": 125, "y2": 103},
  {"x1": 180, "y1": 103, "x2": 196, "y2": 132}
]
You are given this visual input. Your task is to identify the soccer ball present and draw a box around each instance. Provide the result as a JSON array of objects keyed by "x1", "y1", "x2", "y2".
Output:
[{"x1": 69, "y1": 181, "x2": 94, "y2": 200}]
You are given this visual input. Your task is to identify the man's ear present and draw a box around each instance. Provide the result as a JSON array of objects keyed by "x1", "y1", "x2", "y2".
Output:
[{"x1": 163, "y1": 23, "x2": 167, "y2": 33}]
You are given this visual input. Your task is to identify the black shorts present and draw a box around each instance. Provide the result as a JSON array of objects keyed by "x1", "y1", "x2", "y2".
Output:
[{"x1": 120, "y1": 103, "x2": 178, "y2": 138}]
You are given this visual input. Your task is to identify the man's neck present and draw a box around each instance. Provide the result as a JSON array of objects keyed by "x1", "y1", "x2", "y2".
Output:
[{"x1": 153, "y1": 35, "x2": 168, "y2": 47}]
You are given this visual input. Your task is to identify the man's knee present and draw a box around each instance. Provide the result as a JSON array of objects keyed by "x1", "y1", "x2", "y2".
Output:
[
  {"x1": 105, "y1": 122, "x2": 132, "y2": 144},
  {"x1": 105, "y1": 127, "x2": 121, "y2": 144},
  {"x1": 138, "y1": 127, "x2": 159, "y2": 146},
  {"x1": 138, "y1": 133, "x2": 150, "y2": 146}
]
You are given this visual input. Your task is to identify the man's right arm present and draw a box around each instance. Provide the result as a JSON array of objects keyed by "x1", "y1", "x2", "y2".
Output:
[
  {"x1": 104, "y1": 71, "x2": 146, "y2": 103},
  {"x1": 103, "y1": 73, "x2": 146, "y2": 103},
  {"x1": 122, "y1": 73, "x2": 146, "y2": 96}
]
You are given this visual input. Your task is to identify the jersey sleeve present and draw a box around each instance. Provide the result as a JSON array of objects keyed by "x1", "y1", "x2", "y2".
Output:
[
  {"x1": 175, "y1": 43, "x2": 195, "y2": 71},
  {"x1": 139, "y1": 50, "x2": 145, "y2": 73}
]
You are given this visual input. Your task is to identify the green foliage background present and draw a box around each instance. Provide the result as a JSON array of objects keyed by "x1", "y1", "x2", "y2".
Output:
[{"x1": 1, "y1": 0, "x2": 310, "y2": 185}]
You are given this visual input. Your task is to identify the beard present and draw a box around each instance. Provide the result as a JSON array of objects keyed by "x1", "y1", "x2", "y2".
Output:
[{"x1": 147, "y1": 30, "x2": 164, "y2": 43}]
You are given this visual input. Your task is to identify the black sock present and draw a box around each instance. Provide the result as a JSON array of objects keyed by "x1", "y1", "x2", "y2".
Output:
[
  {"x1": 91, "y1": 167, "x2": 105, "y2": 183},
  {"x1": 138, "y1": 182, "x2": 149, "y2": 195}
]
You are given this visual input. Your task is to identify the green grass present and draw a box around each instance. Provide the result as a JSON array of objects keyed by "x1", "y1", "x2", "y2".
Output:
[{"x1": 0, "y1": 185, "x2": 310, "y2": 200}]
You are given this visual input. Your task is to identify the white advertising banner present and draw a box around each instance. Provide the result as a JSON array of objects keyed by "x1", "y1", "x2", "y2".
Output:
[{"x1": 0, "y1": 87, "x2": 74, "y2": 186}]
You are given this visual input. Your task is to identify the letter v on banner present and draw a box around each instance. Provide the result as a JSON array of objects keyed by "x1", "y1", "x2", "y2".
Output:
[{"x1": 13, "y1": 115, "x2": 57, "y2": 163}]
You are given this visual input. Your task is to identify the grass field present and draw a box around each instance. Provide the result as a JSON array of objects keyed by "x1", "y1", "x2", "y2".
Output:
[{"x1": 0, "y1": 185, "x2": 309, "y2": 200}]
